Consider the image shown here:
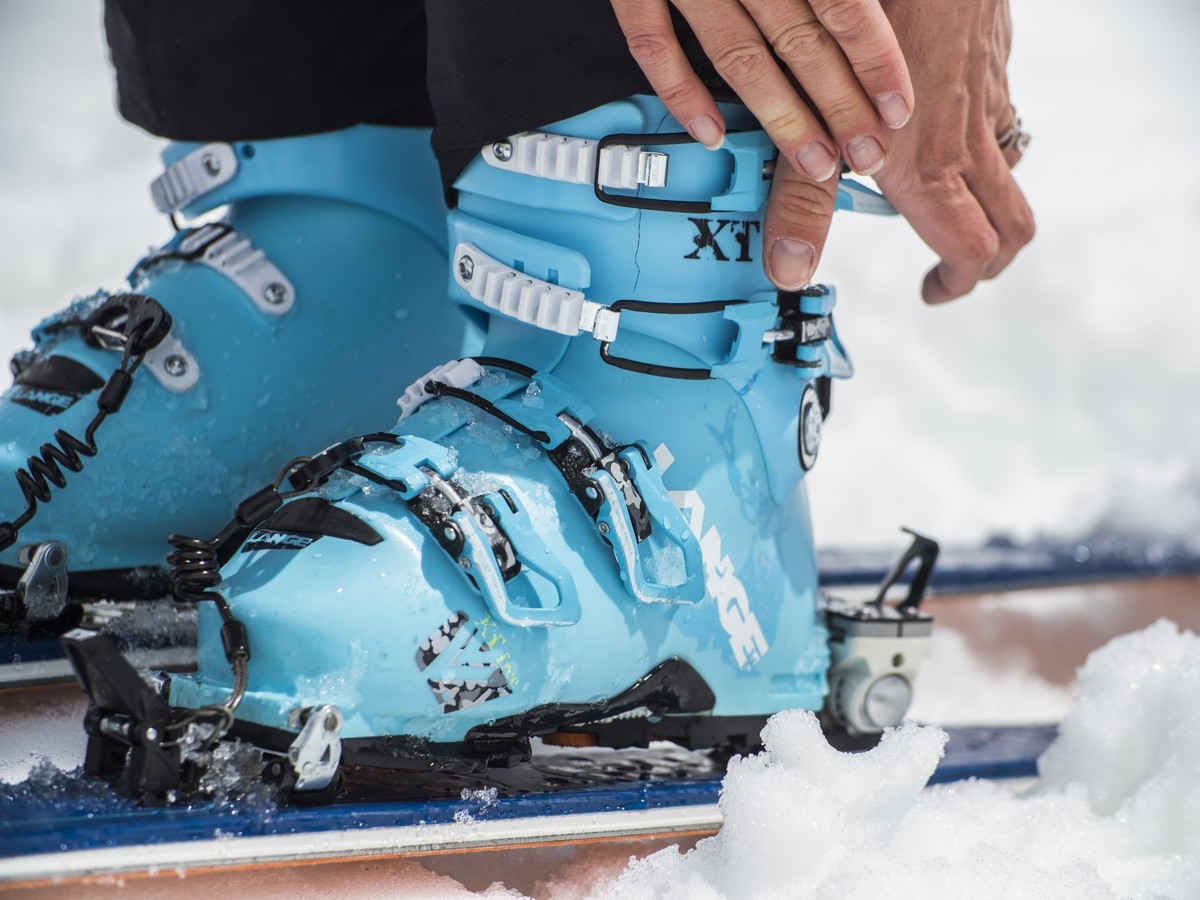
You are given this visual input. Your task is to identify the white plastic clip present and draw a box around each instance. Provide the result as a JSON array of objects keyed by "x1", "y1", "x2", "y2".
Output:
[
  {"x1": 483, "y1": 132, "x2": 668, "y2": 190},
  {"x1": 179, "y1": 224, "x2": 295, "y2": 316},
  {"x1": 143, "y1": 333, "x2": 200, "y2": 393},
  {"x1": 150, "y1": 143, "x2": 239, "y2": 214},
  {"x1": 396, "y1": 358, "x2": 485, "y2": 421},
  {"x1": 453, "y1": 243, "x2": 620, "y2": 342}
]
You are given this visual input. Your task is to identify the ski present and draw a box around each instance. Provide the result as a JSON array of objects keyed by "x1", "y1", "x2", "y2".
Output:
[
  {"x1": 0, "y1": 724, "x2": 1054, "y2": 887},
  {"x1": 819, "y1": 537, "x2": 1200, "y2": 593}
]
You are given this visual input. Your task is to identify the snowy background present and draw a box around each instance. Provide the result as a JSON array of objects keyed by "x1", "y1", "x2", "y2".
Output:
[
  {"x1": 2, "y1": 4, "x2": 1200, "y2": 897},
  {"x1": 1, "y1": 0, "x2": 1199, "y2": 552}
]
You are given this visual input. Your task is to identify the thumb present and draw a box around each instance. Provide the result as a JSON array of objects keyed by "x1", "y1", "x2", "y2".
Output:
[{"x1": 763, "y1": 155, "x2": 839, "y2": 291}]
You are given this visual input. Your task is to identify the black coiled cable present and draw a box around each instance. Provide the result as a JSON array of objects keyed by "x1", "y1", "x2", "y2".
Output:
[
  {"x1": 0, "y1": 294, "x2": 171, "y2": 554},
  {"x1": 166, "y1": 533, "x2": 224, "y2": 605},
  {"x1": 163, "y1": 441, "x2": 380, "y2": 745},
  {"x1": 12, "y1": 427, "x2": 100, "y2": 521}
]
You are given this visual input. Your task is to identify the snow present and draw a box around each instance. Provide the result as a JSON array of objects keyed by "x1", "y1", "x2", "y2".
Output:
[
  {"x1": 592, "y1": 621, "x2": 1200, "y2": 900},
  {"x1": 0, "y1": 685, "x2": 87, "y2": 780}
]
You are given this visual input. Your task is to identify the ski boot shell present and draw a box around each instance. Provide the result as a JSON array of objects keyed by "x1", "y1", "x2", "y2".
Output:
[
  {"x1": 78, "y1": 97, "x2": 935, "y2": 795},
  {"x1": 0, "y1": 126, "x2": 466, "y2": 625}
]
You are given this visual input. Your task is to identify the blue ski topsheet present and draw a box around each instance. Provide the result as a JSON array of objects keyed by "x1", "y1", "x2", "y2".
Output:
[{"x1": 0, "y1": 725, "x2": 1055, "y2": 864}]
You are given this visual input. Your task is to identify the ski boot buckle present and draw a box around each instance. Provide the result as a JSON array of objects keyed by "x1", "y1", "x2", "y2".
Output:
[{"x1": 356, "y1": 436, "x2": 581, "y2": 627}]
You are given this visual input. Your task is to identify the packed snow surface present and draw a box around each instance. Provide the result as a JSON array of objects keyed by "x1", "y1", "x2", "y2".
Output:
[{"x1": 588, "y1": 620, "x2": 1200, "y2": 900}]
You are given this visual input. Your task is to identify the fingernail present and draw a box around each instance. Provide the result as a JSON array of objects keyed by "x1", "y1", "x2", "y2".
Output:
[
  {"x1": 875, "y1": 92, "x2": 911, "y2": 129},
  {"x1": 922, "y1": 268, "x2": 950, "y2": 304},
  {"x1": 847, "y1": 136, "x2": 885, "y2": 176},
  {"x1": 768, "y1": 238, "x2": 815, "y2": 290},
  {"x1": 796, "y1": 143, "x2": 838, "y2": 182},
  {"x1": 687, "y1": 115, "x2": 725, "y2": 151}
]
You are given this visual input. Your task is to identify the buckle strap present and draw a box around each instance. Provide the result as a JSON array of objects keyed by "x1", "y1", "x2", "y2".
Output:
[
  {"x1": 484, "y1": 131, "x2": 668, "y2": 190},
  {"x1": 454, "y1": 242, "x2": 619, "y2": 341},
  {"x1": 150, "y1": 143, "x2": 239, "y2": 214},
  {"x1": 451, "y1": 240, "x2": 854, "y2": 384},
  {"x1": 480, "y1": 129, "x2": 775, "y2": 214},
  {"x1": 479, "y1": 129, "x2": 898, "y2": 217},
  {"x1": 132, "y1": 223, "x2": 295, "y2": 317},
  {"x1": 453, "y1": 242, "x2": 845, "y2": 382}
]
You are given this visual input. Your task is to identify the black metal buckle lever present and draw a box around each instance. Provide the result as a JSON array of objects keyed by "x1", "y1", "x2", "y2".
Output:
[
  {"x1": 598, "y1": 298, "x2": 745, "y2": 380},
  {"x1": 770, "y1": 289, "x2": 833, "y2": 370}
]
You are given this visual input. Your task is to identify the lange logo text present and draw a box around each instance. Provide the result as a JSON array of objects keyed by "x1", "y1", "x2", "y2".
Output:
[{"x1": 655, "y1": 443, "x2": 768, "y2": 669}]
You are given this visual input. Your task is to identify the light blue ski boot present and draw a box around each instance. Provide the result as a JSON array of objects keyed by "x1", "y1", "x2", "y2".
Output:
[
  {"x1": 1, "y1": 127, "x2": 468, "y2": 631},
  {"x1": 65, "y1": 97, "x2": 937, "y2": 799}
]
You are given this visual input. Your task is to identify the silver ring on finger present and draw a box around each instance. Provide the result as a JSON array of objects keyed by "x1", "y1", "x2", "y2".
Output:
[{"x1": 997, "y1": 116, "x2": 1031, "y2": 155}]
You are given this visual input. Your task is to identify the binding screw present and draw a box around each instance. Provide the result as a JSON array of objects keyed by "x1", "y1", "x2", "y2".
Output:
[
  {"x1": 164, "y1": 355, "x2": 188, "y2": 377},
  {"x1": 597, "y1": 522, "x2": 610, "y2": 535},
  {"x1": 264, "y1": 282, "x2": 289, "y2": 305},
  {"x1": 457, "y1": 255, "x2": 475, "y2": 282},
  {"x1": 144, "y1": 726, "x2": 159, "y2": 742},
  {"x1": 491, "y1": 141, "x2": 513, "y2": 162},
  {"x1": 201, "y1": 153, "x2": 222, "y2": 177},
  {"x1": 324, "y1": 713, "x2": 339, "y2": 732},
  {"x1": 459, "y1": 557, "x2": 472, "y2": 570}
]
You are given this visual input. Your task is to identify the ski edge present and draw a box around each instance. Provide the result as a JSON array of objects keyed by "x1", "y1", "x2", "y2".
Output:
[{"x1": 0, "y1": 802, "x2": 723, "y2": 887}]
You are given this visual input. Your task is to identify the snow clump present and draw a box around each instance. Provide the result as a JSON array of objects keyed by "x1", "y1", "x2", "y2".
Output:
[{"x1": 594, "y1": 619, "x2": 1200, "y2": 899}]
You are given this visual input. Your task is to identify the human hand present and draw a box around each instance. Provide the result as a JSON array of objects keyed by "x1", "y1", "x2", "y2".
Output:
[
  {"x1": 874, "y1": 0, "x2": 1035, "y2": 303},
  {"x1": 610, "y1": 0, "x2": 914, "y2": 289}
]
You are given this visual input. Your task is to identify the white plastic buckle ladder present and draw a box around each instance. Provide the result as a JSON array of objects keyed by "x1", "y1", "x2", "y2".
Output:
[{"x1": 483, "y1": 131, "x2": 668, "y2": 191}]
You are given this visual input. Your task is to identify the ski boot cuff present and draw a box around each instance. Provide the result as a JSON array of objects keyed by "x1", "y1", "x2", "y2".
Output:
[
  {"x1": 153, "y1": 125, "x2": 446, "y2": 248},
  {"x1": 0, "y1": 125, "x2": 462, "y2": 617}
]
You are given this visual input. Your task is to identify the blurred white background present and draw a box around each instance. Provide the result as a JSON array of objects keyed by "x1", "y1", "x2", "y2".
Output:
[{"x1": 1, "y1": 0, "x2": 1197, "y2": 549}]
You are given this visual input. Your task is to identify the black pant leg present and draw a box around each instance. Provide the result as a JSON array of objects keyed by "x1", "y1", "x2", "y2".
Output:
[
  {"x1": 105, "y1": 0, "x2": 433, "y2": 141},
  {"x1": 426, "y1": 1, "x2": 728, "y2": 194}
]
